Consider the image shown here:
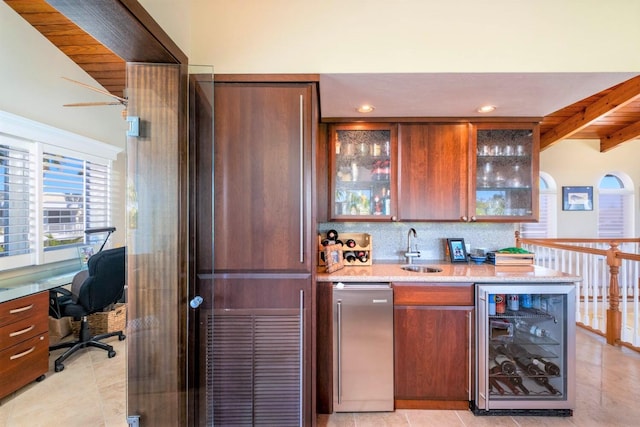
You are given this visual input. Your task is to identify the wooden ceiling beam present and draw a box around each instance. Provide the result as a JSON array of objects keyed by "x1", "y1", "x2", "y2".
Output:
[
  {"x1": 540, "y1": 75, "x2": 640, "y2": 150},
  {"x1": 600, "y1": 120, "x2": 640, "y2": 152}
]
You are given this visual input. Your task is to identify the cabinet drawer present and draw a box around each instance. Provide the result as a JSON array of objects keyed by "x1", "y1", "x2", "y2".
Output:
[
  {"x1": 393, "y1": 283, "x2": 474, "y2": 306},
  {"x1": 0, "y1": 333, "x2": 49, "y2": 399},
  {"x1": 0, "y1": 292, "x2": 48, "y2": 327},
  {"x1": 0, "y1": 307, "x2": 48, "y2": 349}
]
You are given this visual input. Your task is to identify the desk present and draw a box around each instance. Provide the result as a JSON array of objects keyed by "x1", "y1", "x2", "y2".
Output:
[
  {"x1": 0, "y1": 271, "x2": 78, "y2": 304},
  {"x1": 0, "y1": 271, "x2": 78, "y2": 400}
]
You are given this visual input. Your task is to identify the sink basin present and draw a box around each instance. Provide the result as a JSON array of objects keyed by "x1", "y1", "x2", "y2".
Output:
[{"x1": 401, "y1": 265, "x2": 443, "y2": 273}]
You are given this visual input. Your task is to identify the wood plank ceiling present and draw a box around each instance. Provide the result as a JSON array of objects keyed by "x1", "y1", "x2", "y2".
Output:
[
  {"x1": 6, "y1": 0, "x2": 640, "y2": 153},
  {"x1": 5, "y1": 0, "x2": 127, "y2": 98}
]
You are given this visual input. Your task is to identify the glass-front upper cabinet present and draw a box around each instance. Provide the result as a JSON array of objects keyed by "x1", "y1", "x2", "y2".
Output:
[
  {"x1": 329, "y1": 123, "x2": 398, "y2": 220},
  {"x1": 473, "y1": 123, "x2": 540, "y2": 221}
]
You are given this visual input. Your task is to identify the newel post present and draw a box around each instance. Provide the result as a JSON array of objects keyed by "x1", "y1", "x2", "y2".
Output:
[
  {"x1": 515, "y1": 231, "x2": 521, "y2": 248},
  {"x1": 606, "y1": 242, "x2": 622, "y2": 345}
]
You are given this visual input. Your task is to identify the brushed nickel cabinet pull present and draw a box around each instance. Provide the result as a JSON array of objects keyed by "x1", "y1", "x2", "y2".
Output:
[
  {"x1": 299, "y1": 94, "x2": 305, "y2": 264},
  {"x1": 10, "y1": 346, "x2": 35, "y2": 360},
  {"x1": 9, "y1": 324, "x2": 35, "y2": 337},
  {"x1": 9, "y1": 304, "x2": 34, "y2": 314}
]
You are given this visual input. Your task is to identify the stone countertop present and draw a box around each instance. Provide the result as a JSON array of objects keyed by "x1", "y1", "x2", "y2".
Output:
[{"x1": 316, "y1": 261, "x2": 581, "y2": 283}]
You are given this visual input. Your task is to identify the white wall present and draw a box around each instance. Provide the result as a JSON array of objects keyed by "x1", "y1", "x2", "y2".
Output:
[
  {"x1": 0, "y1": 2, "x2": 128, "y2": 247},
  {"x1": 140, "y1": 0, "x2": 640, "y2": 73},
  {"x1": 540, "y1": 138, "x2": 640, "y2": 238}
]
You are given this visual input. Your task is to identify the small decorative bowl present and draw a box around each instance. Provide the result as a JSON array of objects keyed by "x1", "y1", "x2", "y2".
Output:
[{"x1": 469, "y1": 255, "x2": 487, "y2": 264}]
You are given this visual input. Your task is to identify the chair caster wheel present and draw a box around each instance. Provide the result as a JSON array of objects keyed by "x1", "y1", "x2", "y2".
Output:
[
  {"x1": 36, "y1": 374, "x2": 46, "y2": 382},
  {"x1": 55, "y1": 364, "x2": 64, "y2": 372},
  {"x1": 119, "y1": 334, "x2": 126, "y2": 341},
  {"x1": 108, "y1": 350, "x2": 116, "y2": 358}
]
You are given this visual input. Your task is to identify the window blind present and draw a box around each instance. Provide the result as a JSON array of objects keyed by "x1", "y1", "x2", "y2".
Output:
[{"x1": 0, "y1": 144, "x2": 33, "y2": 257}]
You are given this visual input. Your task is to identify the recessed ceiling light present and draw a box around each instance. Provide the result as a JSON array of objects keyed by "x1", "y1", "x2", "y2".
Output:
[
  {"x1": 477, "y1": 105, "x2": 496, "y2": 113},
  {"x1": 356, "y1": 104, "x2": 375, "y2": 113}
]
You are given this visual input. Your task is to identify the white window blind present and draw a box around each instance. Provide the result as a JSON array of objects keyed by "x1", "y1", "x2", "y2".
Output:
[
  {"x1": 42, "y1": 153, "x2": 111, "y2": 249},
  {"x1": 598, "y1": 173, "x2": 633, "y2": 238},
  {"x1": 0, "y1": 143, "x2": 34, "y2": 257}
]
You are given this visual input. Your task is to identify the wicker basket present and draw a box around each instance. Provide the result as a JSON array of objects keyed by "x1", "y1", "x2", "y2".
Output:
[{"x1": 71, "y1": 303, "x2": 126, "y2": 337}]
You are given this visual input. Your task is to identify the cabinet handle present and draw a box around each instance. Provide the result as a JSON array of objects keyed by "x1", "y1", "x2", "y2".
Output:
[
  {"x1": 336, "y1": 300, "x2": 342, "y2": 404},
  {"x1": 9, "y1": 304, "x2": 34, "y2": 314},
  {"x1": 9, "y1": 324, "x2": 35, "y2": 337},
  {"x1": 10, "y1": 346, "x2": 35, "y2": 360},
  {"x1": 468, "y1": 310, "x2": 472, "y2": 401},
  {"x1": 299, "y1": 94, "x2": 304, "y2": 264},
  {"x1": 299, "y1": 289, "x2": 304, "y2": 427}
]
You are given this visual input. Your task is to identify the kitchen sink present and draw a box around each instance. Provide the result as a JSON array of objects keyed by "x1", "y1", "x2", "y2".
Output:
[{"x1": 401, "y1": 265, "x2": 443, "y2": 273}]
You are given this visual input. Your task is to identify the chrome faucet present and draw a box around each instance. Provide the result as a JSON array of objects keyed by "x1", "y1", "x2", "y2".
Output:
[{"x1": 404, "y1": 228, "x2": 421, "y2": 264}]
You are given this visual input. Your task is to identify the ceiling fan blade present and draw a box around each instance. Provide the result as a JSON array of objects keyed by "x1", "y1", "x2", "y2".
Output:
[
  {"x1": 61, "y1": 76, "x2": 127, "y2": 104},
  {"x1": 64, "y1": 101, "x2": 124, "y2": 107}
]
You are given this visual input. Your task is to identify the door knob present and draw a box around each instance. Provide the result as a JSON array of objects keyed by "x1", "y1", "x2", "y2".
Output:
[{"x1": 190, "y1": 296, "x2": 203, "y2": 308}]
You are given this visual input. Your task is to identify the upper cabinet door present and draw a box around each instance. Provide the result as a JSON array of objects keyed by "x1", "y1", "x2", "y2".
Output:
[
  {"x1": 472, "y1": 123, "x2": 540, "y2": 222},
  {"x1": 397, "y1": 123, "x2": 470, "y2": 221},
  {"x1": 214, "y1": 83, "x2": 314, "y2": 271},
  {"x1": 329, "y1": 123, "x2": 398, "y2": 221}
]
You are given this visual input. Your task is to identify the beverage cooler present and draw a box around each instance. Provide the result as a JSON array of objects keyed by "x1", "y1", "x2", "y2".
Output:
[{"x1": 474, "y1": 283, "x2": 576, "y2": 416}]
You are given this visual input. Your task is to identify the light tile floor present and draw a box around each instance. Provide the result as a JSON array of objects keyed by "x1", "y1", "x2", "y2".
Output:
[
  {"x1": 2, "y1": 328, "x2": 640, "y2": 426},
  {"x1": 0, "y1": 336, "x2": 126, "y2": 427}
]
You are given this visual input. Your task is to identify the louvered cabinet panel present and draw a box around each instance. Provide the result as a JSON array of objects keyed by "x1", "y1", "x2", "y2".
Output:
[{"x1": 209, "y1": 311, "x2": 302, "y2": 426}]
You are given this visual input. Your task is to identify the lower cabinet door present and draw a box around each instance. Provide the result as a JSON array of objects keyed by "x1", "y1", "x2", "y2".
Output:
[{"x1": 394, "y1": 305, "x2": 472, "y2": 407}]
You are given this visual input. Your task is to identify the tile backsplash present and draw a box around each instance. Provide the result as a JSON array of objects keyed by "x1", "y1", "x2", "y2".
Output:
[{"x1": 317, "y1": 222, "x2": 518, "y2": 262}]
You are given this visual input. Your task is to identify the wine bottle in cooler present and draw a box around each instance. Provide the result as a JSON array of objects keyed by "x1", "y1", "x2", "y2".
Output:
[
  {"x1": 532, "y1": 356, "x2": 561, "y2": 376},
  {"x1": 514, "y1": 356, "x2": 560, "y2": 395},
  {"x1": 490, "y1": 344, "x2": 516, "y2": 375}
]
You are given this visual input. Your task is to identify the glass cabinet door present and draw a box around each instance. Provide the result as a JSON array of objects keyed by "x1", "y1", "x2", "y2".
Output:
[
  {"x1": 330, "y1": 124, "x2": 397, "y2": 220},
  {"x1": 473, "y1": 124, "x2": 539, "y2": 220}
]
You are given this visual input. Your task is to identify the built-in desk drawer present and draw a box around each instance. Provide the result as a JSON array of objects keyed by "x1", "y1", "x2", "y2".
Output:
[
  {"x1": 0, "y1": 292, "x2": 48, "y2": 327},
  {"x1": 0, "y1": 308, "x2": 48, "y2": 349},
  {"x1": 0, "y1": 333, "x2": 49, "y2": 398}
]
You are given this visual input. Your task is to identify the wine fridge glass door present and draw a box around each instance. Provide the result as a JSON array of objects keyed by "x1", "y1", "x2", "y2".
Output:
[{"x1": 476, "y1": 284, "x2": 576, "y2": 412}]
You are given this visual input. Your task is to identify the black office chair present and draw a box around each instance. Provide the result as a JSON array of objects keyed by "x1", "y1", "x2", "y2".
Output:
[{"x1": 49, "y1": 246, "x2": 126, "y2": 372}]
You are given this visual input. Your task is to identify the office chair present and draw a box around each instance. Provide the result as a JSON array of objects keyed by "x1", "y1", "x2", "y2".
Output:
[{"x1": 49, "y1": 246, "x2": 126, "y2": 372}]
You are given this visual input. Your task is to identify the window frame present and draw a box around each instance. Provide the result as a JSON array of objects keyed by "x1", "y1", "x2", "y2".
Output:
[{"x1": 0, "y1": 111, "x2": 121, "y2": 271}]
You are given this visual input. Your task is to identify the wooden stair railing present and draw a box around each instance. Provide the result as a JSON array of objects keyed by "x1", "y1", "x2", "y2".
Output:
[{"x1": 515, "y1": 232, "x2": 640, "y2": 346}]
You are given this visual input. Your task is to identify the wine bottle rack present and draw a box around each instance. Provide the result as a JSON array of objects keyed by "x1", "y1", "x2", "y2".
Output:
[{"x1": 317, "y1": 232, "x2": 372, "y2": 266}]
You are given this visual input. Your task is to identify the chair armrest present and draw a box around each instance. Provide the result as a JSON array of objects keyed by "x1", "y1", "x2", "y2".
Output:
[{"x1": 49, "y1": 286, "x2": 73, "y2": 318}]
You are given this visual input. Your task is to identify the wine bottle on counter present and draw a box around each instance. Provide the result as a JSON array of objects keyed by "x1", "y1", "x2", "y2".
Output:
[
  {"x1": 345, "y1": 239, "x2": 357, "y2": 248},
  {"x1": 356, "y1": 251, "x2": 368, "y2": 263},
  {"x1": 343, "y1": 251, "x2": 357, "y2": 263}
]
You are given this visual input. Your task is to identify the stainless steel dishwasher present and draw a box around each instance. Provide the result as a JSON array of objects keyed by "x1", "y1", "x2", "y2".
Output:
[{"x1": 333, "y1": 282, "x2": 394, "y2": 412}]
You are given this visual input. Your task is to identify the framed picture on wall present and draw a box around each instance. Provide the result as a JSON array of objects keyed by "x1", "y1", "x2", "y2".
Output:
[{"x1": 563, "y1": 186, "x2": 593, "y2": 211}]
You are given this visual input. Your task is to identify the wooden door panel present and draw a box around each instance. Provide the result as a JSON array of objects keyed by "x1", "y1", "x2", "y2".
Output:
[
  {"x1": 394, "y1": 306, "x2": 470, "y2": 401},
  {"x1": 214, "y1": 84, "x2": 311, "y2": 271},
  {"x1": 398, "y1": 124, "x2": 469, "y2": 220}
]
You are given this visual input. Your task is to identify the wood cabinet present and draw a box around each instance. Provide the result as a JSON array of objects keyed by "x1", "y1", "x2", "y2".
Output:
[
  {"x1": 0, "y1": 292, "x2": 49, "y2": 399},
  {"x1": 195, "y1": 79, "x2": 317, "y2": 426},
  {"x1": 209, "y1": 276, "x2": 311, "y2": 426},
  {"x1": 328, "y1": 123, "x2": 398, "y2": 221},
  {"x1": 393, "y1": 283, "x2": 474, "y2": 409},
  {"x1": 327, "y1": 121, "x2": 539, "y2": 222},
  {"x1": 397, "y1": 123, "x2": 470, "y2": 221},
  {"x1": 214, "y1": 82, "x2": 316, "y2": 272},
  {"x1": 471, "y1": 123, "x2": 540, "y2": 221}
]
